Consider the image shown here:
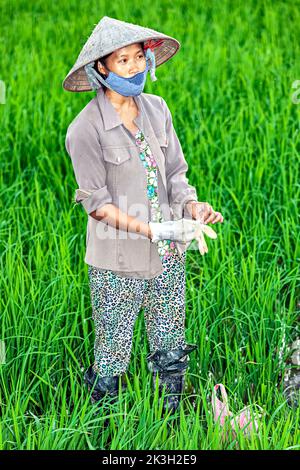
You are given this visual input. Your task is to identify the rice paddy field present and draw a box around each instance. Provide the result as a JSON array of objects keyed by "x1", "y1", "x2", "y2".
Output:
[{"x1": 0, "y1": 0, "x2": 299, "y2": 451}]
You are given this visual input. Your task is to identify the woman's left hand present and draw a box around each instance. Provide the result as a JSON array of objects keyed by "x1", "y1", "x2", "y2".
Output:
[{"x1": 185, "y1": 201, "x2": 224, "y2": 224}]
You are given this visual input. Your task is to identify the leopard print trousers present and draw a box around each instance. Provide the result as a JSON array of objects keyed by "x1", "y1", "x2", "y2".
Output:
[{"x1": 87, "y1": 250, "x2": 187, "y2": 377}]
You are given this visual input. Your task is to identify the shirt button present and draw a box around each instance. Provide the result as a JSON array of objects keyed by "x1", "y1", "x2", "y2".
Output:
[
  {"x1": 117, "y1": 156, "x2": 121, "y2": 163},
  {"x1": 118, "y1": 254, "x2": 124, "y2": 262}
]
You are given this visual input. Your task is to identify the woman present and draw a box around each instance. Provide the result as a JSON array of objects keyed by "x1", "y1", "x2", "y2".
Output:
[{"x1": 63, "y1": 16, "x2": 224, "y2": 413}]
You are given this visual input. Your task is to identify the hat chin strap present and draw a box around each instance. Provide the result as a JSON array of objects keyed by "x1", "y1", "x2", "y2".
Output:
[
  {"x1": 145, "y1": 47, "x2": 157, "y2": 82},
  {"x1": 84, "y1": 61, "x2": 105, "y2": 90}
]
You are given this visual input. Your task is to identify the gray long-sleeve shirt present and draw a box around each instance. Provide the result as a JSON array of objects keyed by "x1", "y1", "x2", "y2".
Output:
[{"x1": 65, "y1": 86, "x2": 198, "y2": 278}]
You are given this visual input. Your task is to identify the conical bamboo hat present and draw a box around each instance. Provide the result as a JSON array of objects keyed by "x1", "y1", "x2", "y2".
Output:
[{"x1": 62, "y1": 16, "x2": 180, "y2": 92}]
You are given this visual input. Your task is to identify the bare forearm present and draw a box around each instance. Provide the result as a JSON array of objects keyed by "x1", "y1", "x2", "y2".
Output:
[{"x1": 89, "y1": 203, "x2": 152, "y2": 239}]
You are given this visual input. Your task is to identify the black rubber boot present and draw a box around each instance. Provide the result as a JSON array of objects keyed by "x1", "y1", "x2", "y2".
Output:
[
  {"x1": 147, "y1": 343, "x2": 198, "y2": 414},
  {"x1": 83, "y1": 364, "x2": 126, "y2": 405}
]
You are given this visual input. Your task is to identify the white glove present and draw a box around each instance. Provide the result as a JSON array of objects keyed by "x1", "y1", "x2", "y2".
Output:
[
  {"x1": 149, "y1": 218, "x2": 203, "y2": 243},
  {"x1": 194, "y1": 223, "x2": 218, "y2": 255}
]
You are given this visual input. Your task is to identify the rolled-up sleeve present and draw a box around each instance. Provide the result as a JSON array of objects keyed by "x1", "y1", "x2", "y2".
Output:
[
  {"x1": 65, "y1": 118, "x2": 113, "y2": 215},
  {"x1": 160, "y1": 97, "x2": 198, "y2": 218}
]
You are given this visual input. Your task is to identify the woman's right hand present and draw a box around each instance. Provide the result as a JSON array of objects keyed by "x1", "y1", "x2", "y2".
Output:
[{"x1": 148, "y1": 218, "x2": 203, "y2": 243}]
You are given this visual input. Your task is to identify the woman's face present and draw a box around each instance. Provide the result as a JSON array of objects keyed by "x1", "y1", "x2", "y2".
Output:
[{"x1": 97, "y1": 43, "x2": 146, "y2": 78}]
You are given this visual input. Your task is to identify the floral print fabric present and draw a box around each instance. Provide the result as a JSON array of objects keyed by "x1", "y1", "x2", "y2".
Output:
[{"x1": 134, "y1": 129, "x2": 178, "y2": 261}]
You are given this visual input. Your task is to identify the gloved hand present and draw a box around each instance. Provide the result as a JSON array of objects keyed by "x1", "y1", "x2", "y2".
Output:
[
  {"x1": 184, "y1": 200, "x2": 221, "y2": 255},
  {"x1": 193, "y1": 222, "x2": 218, "y2": 255},
  {"x1": 149, "y1": 218, "x2": 203, "y2": 243}
]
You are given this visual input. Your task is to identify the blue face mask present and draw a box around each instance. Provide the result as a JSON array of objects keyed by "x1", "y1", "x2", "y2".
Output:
[
  {"x1": 84, "y1": 48, "x2": 157, "y2": 96},
  {"x1": 84, "y1": 59, "x2": 149, "y2": 97},
  {"x1": 104, "y1": 61, "x2": 149, "y2": 97}
]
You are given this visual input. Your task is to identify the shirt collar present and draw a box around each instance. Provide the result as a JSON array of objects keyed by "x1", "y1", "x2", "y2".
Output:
[{"x1": 96, "y1": 86, "x2": 143, "y2": 131}]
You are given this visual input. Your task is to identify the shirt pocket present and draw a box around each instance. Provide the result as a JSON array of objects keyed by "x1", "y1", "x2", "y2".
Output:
[
  {"x1": 102, "y1": 146, "x2": 144, "y2": 196},
  {"x1": 102, "y1": 146, "x2": 132, "y2": 165}
]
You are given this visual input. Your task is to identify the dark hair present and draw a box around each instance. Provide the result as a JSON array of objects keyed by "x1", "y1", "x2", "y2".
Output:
[
  {"x1": 94, "y1": 42, "x2": 145, "y2": 92},
  {"x1": 93, "y1": 53, "x2": 110, "y2": 91}
]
